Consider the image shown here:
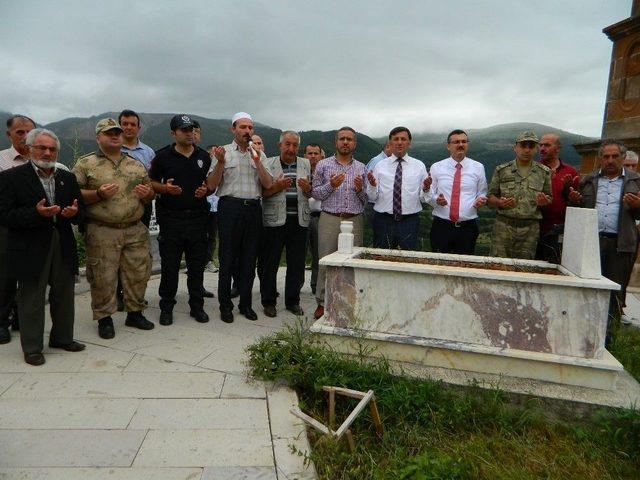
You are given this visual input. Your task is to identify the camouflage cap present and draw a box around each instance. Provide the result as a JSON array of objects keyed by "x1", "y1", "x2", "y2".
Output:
[
  {"x1": 95, "y1": 118, "x2": 123, "y2": 135},
  {"x1": 515, "y1": 131, "x2": 539, "y2": 144}
]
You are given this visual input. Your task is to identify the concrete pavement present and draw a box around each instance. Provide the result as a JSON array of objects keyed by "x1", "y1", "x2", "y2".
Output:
[{"x1": 0, "y1": 269, "x2": 319, "y2": 480}]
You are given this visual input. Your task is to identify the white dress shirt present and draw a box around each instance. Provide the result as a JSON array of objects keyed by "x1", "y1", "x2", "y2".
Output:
[
  {"x1": 367, "y1": 154, "x2": 428, "y2": 215},
  {"x1": 426, "y1": 156, "x2": 488, "y2": 221},
  {"x1": 0, "y1": 146, "x2": 27, "y2": 171}
]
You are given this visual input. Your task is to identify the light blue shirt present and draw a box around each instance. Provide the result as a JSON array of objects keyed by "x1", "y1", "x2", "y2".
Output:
[
  {"x1": 366, "y1": 151, "x2": 388, "y2": 172},
  {"x1": 596, "y1": 170, "x2": 624, "y2": 234},
  {"x1": 122, "y1": 140, "x2": 155, "y2": 171},
  {"x1": 207, "y1": 193, "x2": 219, "y2": 213}
]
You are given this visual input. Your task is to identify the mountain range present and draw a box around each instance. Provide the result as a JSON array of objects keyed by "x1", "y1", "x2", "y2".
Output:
[{"x1": 0, "y1": 112, "x2": 595, "y2": 173}]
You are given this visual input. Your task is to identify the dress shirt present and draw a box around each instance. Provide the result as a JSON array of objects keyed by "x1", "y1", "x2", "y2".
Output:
[
  {"x1": 366, "y1": 151, "x2": 388, "y2": 172},
  {"x1": 366, "y1": 154, "x2": 428, "y2": 215},
  {"x1": 312, "y1": 156, "x2": 367, "y2": 214},
  {"x1": 0, "y1": 146, "x2": 27, "y2": 171},
  {"x1": 122, "y1": 140, "x2": 155, "y2": 171},
  {"x1": 210, "y1": 141, "x2": 269, "y2": 200},
  {"x1": 31, "y1": 161, "x2": 56, "y2": 205},
  {"x1": 596, "y1": 170, "x2": 624, "y2": 234},
  {"x1": 427, "y1": 156, "x2": 488, "y2": 221}
]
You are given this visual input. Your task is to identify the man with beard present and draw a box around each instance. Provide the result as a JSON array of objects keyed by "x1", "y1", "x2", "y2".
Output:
[
  {"x1": 487, "y1": 131, "x2": 552, "y2": 260},
  {"x1": 260, "y1": 131, "x2": 312, "y2": 317},
  {"x1": 207, "y1": 112, "x2": 273, "y2": 323},
  {"x1": 0, "y1": 115, "x2": 36, "y2": 343},
  {"x1": 426, "y1": 129, "x2": 487, "y2": 254},
  {"x1": 535, "y1": 133, "x2": 578, "y2": 263},
  {"x1": 311, "y1": 126, "x2": 367, "y2": 319},
  {"x1": 150, "y1": 115, "x2": 212, "y2": 325},
  {"x1": 569, "y1": 140, "x2": 640, "y2": 335},
  {"x1": 0, "y1": 128, "x2": 86, "y2": 365},
  {"x1": 73, "y1": 118, "x2": 155, "y2": 339}
]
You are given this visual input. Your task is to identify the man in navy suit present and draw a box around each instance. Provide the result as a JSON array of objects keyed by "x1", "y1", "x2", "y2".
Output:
[{"x1": 0, "y1": 128, "x2": 86, "y2": 365}]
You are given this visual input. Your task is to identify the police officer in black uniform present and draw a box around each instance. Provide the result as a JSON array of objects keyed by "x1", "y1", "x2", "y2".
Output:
[{"x1": 149, "y1": 115, "x2": 212, "y2": 325}]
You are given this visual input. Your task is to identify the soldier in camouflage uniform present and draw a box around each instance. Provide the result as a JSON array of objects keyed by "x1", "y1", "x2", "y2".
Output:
[
  {"x1": 73, "y1": 118, "x2": 156, "y2": 339},
  {"x1": 487, "y1": 131, "x2": 552, "y2": 260}
]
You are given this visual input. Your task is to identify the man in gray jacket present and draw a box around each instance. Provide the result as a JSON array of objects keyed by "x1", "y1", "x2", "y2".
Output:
[
  {"x1": 569, "y1": 140, "x2": 640, "y2": 336},
  {"x1": 260, "y1": 131, "x2": 312, "y2": 317}
]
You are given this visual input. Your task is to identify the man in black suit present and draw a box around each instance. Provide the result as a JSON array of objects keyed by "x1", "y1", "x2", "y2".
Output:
[{"x1": 0, "y1": 128, "x2": 86, "y2": 365}]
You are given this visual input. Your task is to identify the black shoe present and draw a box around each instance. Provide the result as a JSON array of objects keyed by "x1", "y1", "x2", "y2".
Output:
[
  {"x1": 98, "y1": 316, "x2": 115, "y2": 339},
  {"x1": 230, "y1": 287, "x2": 239, "y2": 299},
  {"x1": 220, "y1": 308, "x2": 234, "y2": 323},
  {"x1": 202, "y1": 288, "x2": 215, "y2": 298},
  {"x1": 159, "y1": 310, "x2": 173, "y2": 326},
  {"x1": 125, "y1": 311, "x2": 155, "y2": 330},
  {"x1": 190, "y1": 309, "x2": 210, "y2": 323},
  {"x1": 0, "y1": 326, "x2": 10, "y2": 344},
  {"x1": 49, "y1": 340, "x2": 86, "y2": 352},
  {"x1": 286, "y1": 304, "x2": 304, "y2": 316},
  {"x1": 263, "y1": 305, "x2": 277, "y2": 318},
  {"x1": 239, "y1": 306, "x2": 258, "y2": 321},
  {"x1": 24, "y1": 352, "x2": 45, "y2": 366}
]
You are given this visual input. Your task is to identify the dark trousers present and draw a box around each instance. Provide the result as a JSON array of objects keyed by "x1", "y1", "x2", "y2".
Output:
[
  {"x1": 205, "y1": 211, "x2": 218, "y2": 262},
  {"x1": 373, "y1": 212, "x2": 420, "y2": 250},
  {"x1": 17, "y1": 230, "x2": 75, "y2": 354},
  {"x1": 158, "y1": 212, "x2": 208, "y2": 312},
  {"x1": 261, "y1": 216, "x2": 308, "y2": 308},
  {"x1": 308, "y1": 213, "x2": 320, "y2": 294},
  {"x1": 217, "y1": 197, "x2": 262, "y2": 311},
  {"x1": 600, "y1": 235, "x2": 635, "y2": 316},
  {"x1": 0, "y1": 226, "x2": 18, "y2": 328},
  {"x1": 430, "y1": 216, "x2": 479, "y2": 255}
]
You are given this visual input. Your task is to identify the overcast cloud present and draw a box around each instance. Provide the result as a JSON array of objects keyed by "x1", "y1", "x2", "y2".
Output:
[{"x1": 0, "y1": 0, "x2": 631, "y2": 137}]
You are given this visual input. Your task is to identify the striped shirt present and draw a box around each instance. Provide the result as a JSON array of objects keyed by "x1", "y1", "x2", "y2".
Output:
[
  {"x1": 210, "y1": 141, "x2": 268, "y2": 199},
  {"x1": 312, "y1": 156, "x2": 367, "y2": 214},
  {"x1": 281, "y1": 160, "x2": 299, "y2": 216}
]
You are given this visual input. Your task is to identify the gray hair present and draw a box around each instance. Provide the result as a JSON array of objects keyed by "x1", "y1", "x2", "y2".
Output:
[
  {"x1": 598, "y1": 139, "x2": 627, "y2": 158},
  {"x1": 279, "y1": 130, "x2": 301, "y2": 144},
  {"x1": 26, "y1": 128, "x2": 61, "y2": 151},
  {"x1": 626, "y1": 150, "x2": 639, "y2": 163}
]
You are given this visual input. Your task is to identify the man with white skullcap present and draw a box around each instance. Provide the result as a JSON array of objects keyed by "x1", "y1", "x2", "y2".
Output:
[{"x1": 207, "y1": 112, "x2": 273, "y2": 323}]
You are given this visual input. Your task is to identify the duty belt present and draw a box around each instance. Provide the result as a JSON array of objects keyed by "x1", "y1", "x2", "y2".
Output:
[{"x1": 89, "y1": 220, "x2": 139, "y2": 229}]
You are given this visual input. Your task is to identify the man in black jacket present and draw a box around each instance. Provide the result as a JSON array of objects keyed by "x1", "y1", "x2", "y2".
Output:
[{"x1": 0, "y1": 128, "x2": 86, "y2": 365}]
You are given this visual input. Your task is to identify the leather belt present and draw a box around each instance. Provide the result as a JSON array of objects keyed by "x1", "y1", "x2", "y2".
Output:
[
  {"x1": 221, "y1": 196, "x2": 260, "y2": 206},
  {"x1": 377, "y1": 212, "x2": 419, "y2": 222},
  {"x1": 599, "y1": 232, "x2": 618, "y2": 238},
  {"x1": 310, "y1": 211, "x2": 321, "y2": 217},
  {"x1": 433, "y1": 216, "x2": 476, "y2": 228},
  {"x1": 323, "y1": 211, "x2": 359, "y2": 219}
]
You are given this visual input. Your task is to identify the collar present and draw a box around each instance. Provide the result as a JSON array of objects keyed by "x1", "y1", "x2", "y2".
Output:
[
  {"x1": 332, "y1": 155, "x2": 354, "y2": 166},
  {"x1": 122, "y1": 140, "x2": 143, "y2": 151},
  {"x1": 388, "y1": 154, "x2": 408, "y2": 163},
  {"x1": 597, "y1": 168, "x2": 625, "y2": 179},
  {"x1": 97, "y1": 149, "x2": 127, "y2": 161},
  {"x1": 7, "y1": 146, "x2": 27, "y2": 162},
  {"x1": 448, "y1": 156, "x2": 466, "y2": 167}
]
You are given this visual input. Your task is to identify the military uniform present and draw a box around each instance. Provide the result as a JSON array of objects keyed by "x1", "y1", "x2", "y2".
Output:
[
  {"x1": 73, "y1": 150, "x2": 152, "y2": 320},
  {"x1": 488, "y1": 160, "x2": 552, "y2": 259}
]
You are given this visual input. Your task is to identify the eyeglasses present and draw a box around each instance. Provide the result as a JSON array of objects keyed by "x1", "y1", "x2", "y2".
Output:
[{"x1": 31, "y1": 145, "x2": 58, "y2": 153}]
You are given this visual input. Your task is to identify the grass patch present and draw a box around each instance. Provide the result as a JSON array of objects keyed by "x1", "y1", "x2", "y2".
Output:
[{"x1": 247, "y1": 324, "x2": 640, "y2": 479}]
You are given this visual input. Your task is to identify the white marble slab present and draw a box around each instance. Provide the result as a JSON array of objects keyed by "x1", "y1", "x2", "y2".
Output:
[
  {"x1": 201, "y1": 466, "x2": 276, "y2": 479},
  {"x1": 561, "y1": 207, "x2": 602, "y2": 279},
  {"x1": 128, "y1": 399, "x2": 268, "y2": 430},
  {"x1": 2, "y1": 372, "x2": 225, "y2": 399},
  {"x1": 0, "y1": 430, "x2": 146, "y2": 467},
  {"x1": 267, "y1": 387, "x2": 306, "y2": 440},
  {"x1": 273, "y1": 436, "x2": 317, "y2": 480},
  {"x1": 124, "y1": 354, "x2": 212, "y2": 373},
  {"x1": 0, "y1": 398, "x2": 139, "y2": 429},
  {"x1": 0, "y1": 373, "x2": 23, "y2": 396},
  {"x1": 221, "y1": 374, "x2": 266, "y2": 399},
  {"x1": 133, "y1": 429, "x2": 273, "y2": 467}
]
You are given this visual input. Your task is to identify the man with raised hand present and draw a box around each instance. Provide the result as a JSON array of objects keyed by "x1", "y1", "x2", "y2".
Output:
[
  {"x1": 0, "y1": 128, "x2": 85, "y2": 365},
  {"x1": 150, "y1": 115, "x2": 212, "y2": 326},
  {"x1": 207, "y1": 112, "x2": 273, "y2": 323},
  {"x1": 487, "y1": 131, "x2": 552, "y2": 260},
  {"x1": 311, "y1": 126, "x2": 367, "y2": 320},
  {"x1": 73, "y1": 118, "x2": 155, "y2": 339},
  {"x1": 367, "y1": 126, "x2": 430, "y2": 250},
  {"x1": 535, "y1": 133, "x2": 578, "y2": 263},
  {"x1": 426, "y1": 129, "x2": 487, "y2": 254},
  {"x1": 260, "y1": 131, "x2": 312, "y2": 318}
]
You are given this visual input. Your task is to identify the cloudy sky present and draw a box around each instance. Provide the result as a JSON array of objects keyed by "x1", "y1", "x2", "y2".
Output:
[{"x1": 0, "y1": 1, "x2": 632, "y2": 137}]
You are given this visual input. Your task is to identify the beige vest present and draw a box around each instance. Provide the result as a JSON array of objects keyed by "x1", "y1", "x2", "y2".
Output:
[{"x1": 262, "y1": 156, "x2": 311, "y2": 227}]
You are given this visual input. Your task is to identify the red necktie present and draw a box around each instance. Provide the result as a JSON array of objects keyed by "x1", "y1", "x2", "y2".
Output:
[{"x1": 449, "y1": 163, "x2": 462, "y2": 222}]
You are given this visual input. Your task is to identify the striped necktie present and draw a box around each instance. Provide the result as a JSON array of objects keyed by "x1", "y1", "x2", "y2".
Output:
[{"x1": 393, "y1": 157, "x2": 403, "y2": 216}]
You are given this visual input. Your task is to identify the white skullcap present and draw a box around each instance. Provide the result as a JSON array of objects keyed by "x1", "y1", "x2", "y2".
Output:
[{"x1": 231, "y1": 112, "x2": 252, "y2": 125}]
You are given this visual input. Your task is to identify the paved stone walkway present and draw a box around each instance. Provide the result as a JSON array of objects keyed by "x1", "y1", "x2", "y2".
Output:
[{"x1": 0, "y1": 270, "x2": 318, "y2": 479}]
